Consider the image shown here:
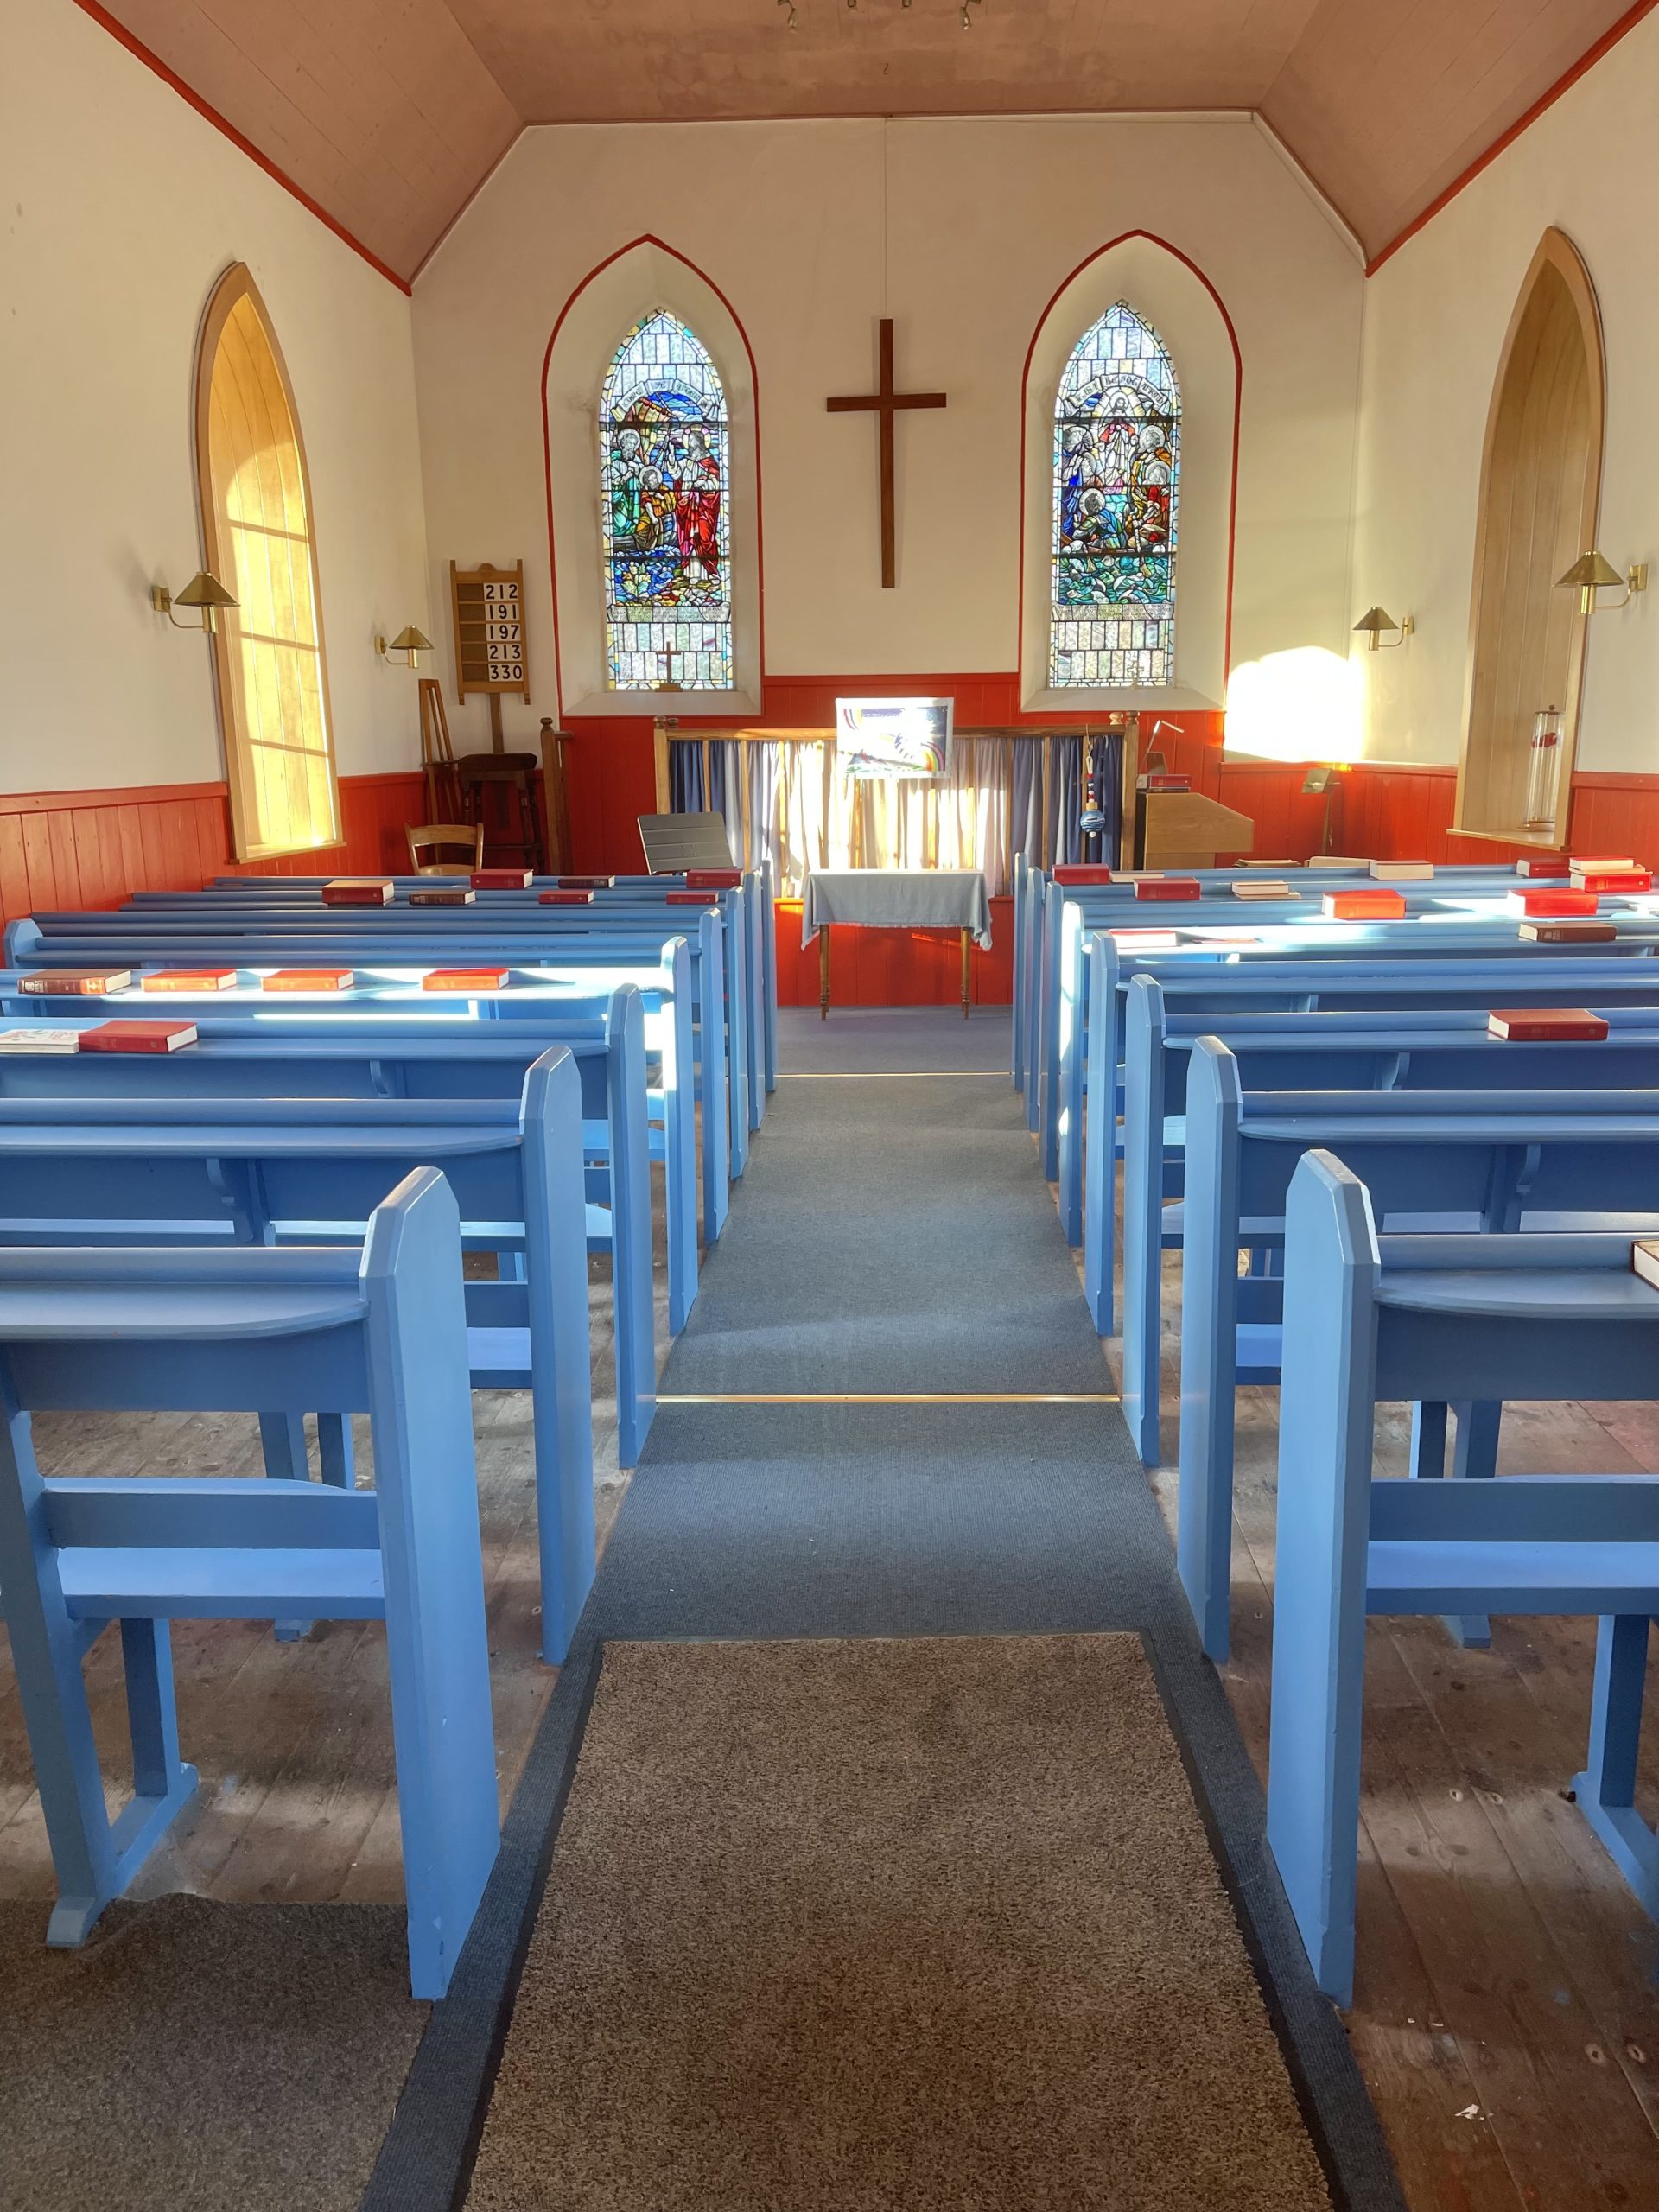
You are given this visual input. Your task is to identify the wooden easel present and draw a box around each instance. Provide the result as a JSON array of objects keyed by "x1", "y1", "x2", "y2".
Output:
[{"x1": 417, "y1": 678, "x2": 460, "y2": 821}]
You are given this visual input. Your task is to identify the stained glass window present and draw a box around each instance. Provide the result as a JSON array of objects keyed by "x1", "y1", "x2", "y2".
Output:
[
  {"x1": 1050, "y1": 301, "x2": 1180, "y2": 690},
  {"x1": 601, "y1": 309, "x2": 732, "y2": 690}
]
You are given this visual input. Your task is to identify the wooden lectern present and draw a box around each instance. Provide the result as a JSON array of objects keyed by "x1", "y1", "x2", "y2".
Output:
[{"x1": 1133, "y1": 789, "x2": 1255, "y2": 870}]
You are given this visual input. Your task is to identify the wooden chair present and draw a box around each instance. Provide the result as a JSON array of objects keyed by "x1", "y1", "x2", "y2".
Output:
[
  {"x1": 457, "y1": 753, "x2": 545, "y2": 874},
  {"x1": 0, "y1": 1166, "x2": 499, "y2": 1998},
  {"x1": 1268, "y1": 1148, "x2": 1659, "y2": 2005},
  {"x1": 405, "y1": 821, "x2": 483, "y2": 874}
]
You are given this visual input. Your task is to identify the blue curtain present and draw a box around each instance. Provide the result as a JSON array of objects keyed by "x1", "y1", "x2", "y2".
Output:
[
  {"x1": 1046, "y1": 736, "x2": 1083, "y2": 868},
  {"x1": 1090, "y1": 734, "x2": 1124, "y2": 868},
  {"x1": 668, "y1": 739, "x2": 703, "y2": 811},
  {"x1": 1009, "y1": 733, "x2": 1121, "y2": 868},
  {"x1": 1011, "y1": 740, "x2": 1042, "y2": 865},
  {"x1": 669, "y1": 737, "x2": 754, "y2": 868}
]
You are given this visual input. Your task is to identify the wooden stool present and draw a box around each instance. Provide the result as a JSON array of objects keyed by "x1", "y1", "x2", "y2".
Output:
[{"x1": 457, "y1": 752, "x2": 544, "y2": 874}]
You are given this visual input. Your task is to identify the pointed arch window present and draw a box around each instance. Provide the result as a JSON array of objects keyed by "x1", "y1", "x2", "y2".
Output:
[
  {"x1": 600, "y1": 310, "x2": 732, "y2": 690},
  {"x1": 1454, "y1": 228, "x2": 1605, "y2": 848},
  {"x1": 1050, "y1": 302, "x2": 1181, "y2": 690},
  {"x1": 196, "y1": 265, "x2": 340, "y2": 860}
]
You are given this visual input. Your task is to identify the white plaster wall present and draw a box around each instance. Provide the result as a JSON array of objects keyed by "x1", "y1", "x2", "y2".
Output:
[
  {"x1": 412, "y1": 113, "x2": 1363, "y2": 732},
  {"x1": 1351, "y1": 6, "x2": 1659, "y2": 772},
  {"x1": 0, "y1": 0, "x2": 431, "y2": 794}
]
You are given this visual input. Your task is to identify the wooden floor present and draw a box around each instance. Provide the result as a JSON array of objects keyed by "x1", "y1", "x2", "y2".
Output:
[
  {"x1": 0, "y1": 1252, "x2": 661, "y2": 1911},
  {"x1": 1131, "y1": 1238, "x2": 1659, "y2": 2212},
  {"x1": 3, "y1": 1133, "x2": 1658, "y2": 2209}
]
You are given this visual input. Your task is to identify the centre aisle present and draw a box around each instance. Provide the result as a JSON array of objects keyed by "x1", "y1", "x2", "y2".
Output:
[{"x1": 365, "y1": 1008, "x2": 1403, "y2": 2212}]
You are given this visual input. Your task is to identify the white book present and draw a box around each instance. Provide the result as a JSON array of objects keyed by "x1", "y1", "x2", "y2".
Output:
[
  {"x1": 1231, "y1": 880, "x2": 1295, "y2": 899},
  {"x1": 1369, "y1": 860, "x2": 1433, "y2": 880},
  {"x1": 1319, "y1": 855, "x2": 1371, "y2": 869},
  {"x1": 1632, "y1": 1240, "x2": 1659, "y2": 1293},
  {"x1": 0, "y1": 1027, "x2": 80, "y2": 1053}
]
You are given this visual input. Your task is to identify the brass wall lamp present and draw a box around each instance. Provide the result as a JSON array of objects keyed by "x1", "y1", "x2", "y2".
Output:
[
  {"x1": 152, "y1": 570, "x2": 237, "y2": 632},
  {"x1": 1353, "y1": 606, "x2": 1414, "y2": 652},
  {"x1": 1557, "y1": 550, "x2": 1649, "y2": 614},
  {"x1": 376, "y1": 625, "x2": 434, "y2": 669}
]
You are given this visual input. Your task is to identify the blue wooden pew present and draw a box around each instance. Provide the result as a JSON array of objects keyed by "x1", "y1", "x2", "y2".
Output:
[
  {"x1": 1021, "y1": 856, "x2": 1530, "y2": 1133},
  {"x1": 3, "y1": 927, "x2": 726, "y2": 1253},
  {"x1": 1022, "y1": 860, "x2": 1545, "y2": 1142},
  {"x1": 0, "y1": 1166, "x2": 499, "y2": 1997},
  {"x1": 1079, "y1": 933, "x2": 1659, "y2": 1309},
  {"x1": 189, "y1": 856, "x2": 780, "y2": 1100},
  {"x1": 0, "y1": 991, "x2": 695, "y2": 1337},
  {"x1": 1050, "y1": 898, "x2": 1659, "y2": 1236},
  {"x1": 1112, "y1": 978, "x2": 1659, "y2": 1458},
  {"x1": 7, "y1": 902, "x2": 749, "y2": 1195},
  {"x1": 1178, "y1": 1043, "x2": 1659, "y2": 1662},
  {"x1": 1267, "y1": 1150, "x2": 1659, "y2": 2005},
  {"x1": 28, "y1": 888, "x2": 761, "y2": 1163},
  {"x1": 1084, "y1": 938, "x2": 1659, "y2": 1332},
  {"x1": 0, "y1": 1055, "x2": 602, "y2": 1660},
  {"x1": 120, "y1": 868, "x2": 772, "y2": 1135}
]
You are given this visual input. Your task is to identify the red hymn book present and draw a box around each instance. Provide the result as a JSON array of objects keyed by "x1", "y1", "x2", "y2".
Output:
[
  {"x1": 1321, "y1": 890, "x2": 1407, "y2": 919},
  {"x1": 1518, "y1": 920, "x2": 1617, "y2": 943},
  {"x1": 17, "y1": 969, "x2": 131, "y2": 995},
  {"x1": 79, "y1": 1021, "x2": 198, "y2": 1053},
  {"x1": 1486, "y1": 1008, "x2": 1609, "y2": 1041},
  {"x1": 1506, "y1": 888, "x2": 1600, "y2": 918},
  {"x1": 1134, "y1": 879, "x2": 1201, "y2": 902},
  {"x1": 423, "y1": 969, "x2": 509, "y2": 992},
  {"x1": 322, "y1": 879, "x2": 394, "y2": 906},
  {"x1": 472, "y1": 869, "x2": 534, "y2": 890}
]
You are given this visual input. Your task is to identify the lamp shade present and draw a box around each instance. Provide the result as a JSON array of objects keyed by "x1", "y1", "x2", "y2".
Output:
[
  {"x1": 1556, "y1": 550, "x2": 1624, "y2": 592},
  {"x1": 387, "y1": 626, "x2": 434, "y2": 654},
  {"x1": 1351, "y1": 606, "x2": 1399, "y2": 639},
  {"x1": 173, "y1": 569, "x2": 238, "y2": 612}
]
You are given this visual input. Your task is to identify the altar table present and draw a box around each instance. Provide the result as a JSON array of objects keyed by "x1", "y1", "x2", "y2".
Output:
[{"x1": 799, "y1": 869, "x2": 991, "y2": 1019}]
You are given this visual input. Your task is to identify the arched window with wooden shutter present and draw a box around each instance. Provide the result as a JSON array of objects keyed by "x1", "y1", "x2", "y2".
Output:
[
  {"x1": 196, "y1": 264, "x2": 341, "y2": 860},
  {"x1": 1454, "y1": 229, "x2": 1605, "y2": 849}
]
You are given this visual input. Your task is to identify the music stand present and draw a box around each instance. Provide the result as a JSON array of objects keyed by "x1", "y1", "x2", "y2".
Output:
[{"x1": 638, "y1": 812, "x2": 737, "y2": 874}]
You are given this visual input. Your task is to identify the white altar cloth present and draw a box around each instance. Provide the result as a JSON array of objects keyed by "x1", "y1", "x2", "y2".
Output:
[{"x1": 799, "y1": 869, "x2": 992, "y2": 949}]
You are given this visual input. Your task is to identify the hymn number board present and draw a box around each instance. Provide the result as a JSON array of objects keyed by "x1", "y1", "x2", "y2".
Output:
[{"x1": 449, "y1": 560, "x2": 530, "y2": 704}]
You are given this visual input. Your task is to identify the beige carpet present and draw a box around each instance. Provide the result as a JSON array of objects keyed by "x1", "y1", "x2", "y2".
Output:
[
  {"x1": 467, "y1": 1635, "x2": 1334, "y2": 2211},
  {"x1": 0, "y1": 1894, "x2": 426, "y2": 2212}
]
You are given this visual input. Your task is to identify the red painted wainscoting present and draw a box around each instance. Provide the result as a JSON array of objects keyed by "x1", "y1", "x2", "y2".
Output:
[
  {"x1": 775, "y1": 898, "x2": 1016, "y2": 1009},
  {"x1": 561, "y1": 674, "x2": 1213, "y2": 1009},
  {"x1": 0, "y1": 772, "x2": 428, "y2": 925},
  {"x1": 557, "y1": 671, "x2": 1174, "y2": 880},
  {"x1": 1123, "y1": 728, "x2": 1659, "y2": 872},
  {"x1": 14, "y1": 749, "x2": 1659, "y2": 1003}
]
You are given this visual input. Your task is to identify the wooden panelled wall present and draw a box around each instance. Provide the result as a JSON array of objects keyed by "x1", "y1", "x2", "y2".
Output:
[
  {"x1": 9, "y1": 712, "x2": 1659, "y2": 1005},
  {"x1": 0, "y1": 772, "x2": 426, "y2": 922}
]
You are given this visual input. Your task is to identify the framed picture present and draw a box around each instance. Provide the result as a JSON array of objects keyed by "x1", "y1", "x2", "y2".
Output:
[{"x1": 835, "y1": 696, "x2": 953, "y2": 779}]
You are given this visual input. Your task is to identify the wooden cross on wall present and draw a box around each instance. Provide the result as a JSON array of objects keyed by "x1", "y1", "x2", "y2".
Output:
[{"x1": 826, "y1": 318, "x2": 946, "y2": 589}]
